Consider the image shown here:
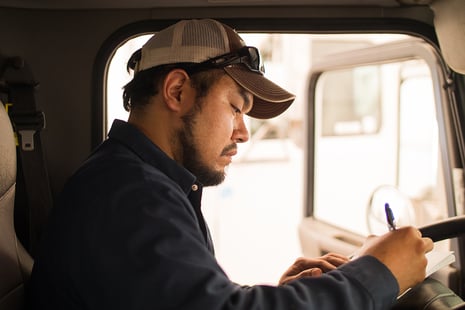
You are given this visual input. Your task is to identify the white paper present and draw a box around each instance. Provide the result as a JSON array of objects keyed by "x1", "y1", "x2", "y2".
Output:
[{"x1": 425, "y1": 250, "x2": 455, "y2": 278}]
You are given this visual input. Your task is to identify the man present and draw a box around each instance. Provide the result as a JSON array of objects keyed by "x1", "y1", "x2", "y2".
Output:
[{"x1": 29, "y1": 18, "x2": 433, "y2": 309}]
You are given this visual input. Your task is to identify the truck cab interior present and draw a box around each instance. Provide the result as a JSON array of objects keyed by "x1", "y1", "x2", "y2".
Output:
[{"x1": 1, "y1": 0, "x2": 465, "y2": 309}]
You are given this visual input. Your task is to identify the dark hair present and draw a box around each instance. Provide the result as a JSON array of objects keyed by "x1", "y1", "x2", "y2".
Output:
[{"x1": 122, "y1": 64, "x2": 225, "y2": 112}]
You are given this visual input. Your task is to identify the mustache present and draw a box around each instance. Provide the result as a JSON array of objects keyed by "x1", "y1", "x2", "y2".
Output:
[{"x1": 221, "y1": 143, "x2": 237, "y2": 156}]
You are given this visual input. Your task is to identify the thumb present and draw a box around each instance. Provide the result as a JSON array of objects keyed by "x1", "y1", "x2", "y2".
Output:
[
  {"x1": 299, "y1": 268, "x2": 323, "y2": 278},
  {"x1": 279, "y1": 268, "x2": 323, "y2": 285}
]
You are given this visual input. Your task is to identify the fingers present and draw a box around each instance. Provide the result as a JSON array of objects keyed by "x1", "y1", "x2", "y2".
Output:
[
  {"x1": 423, "y1": 236, "x2": 434, "y2": 252},
  {"x1": 297, "y1": 268, "x2": 323, "y2": 279},
  {"x1": 293, "y1": 253, "x2": 349, "y2": 273},
  {"x1": 358, "y1": 226, "x2": 435, "y2": 294},
  {"x1": 295, "y1": 268, "x2": 323, "y2": 279},
  {"x1": 323, "y1": 253, "x2": 350, "y2": 266},
  {"x1": 279, "y1": 268, "x2": 323, "y2": 285},
  {"x1": 279, "y1": 253, "x2": 350, "y2": 285},
  {"x1": 398, "y1": 227, "x2": 433, "y2": 254},
  {"x1": 293, "y1": 256, "x2": 344, "y2": 273}
]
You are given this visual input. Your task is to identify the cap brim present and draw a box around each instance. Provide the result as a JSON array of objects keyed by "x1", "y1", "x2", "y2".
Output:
[{"x1": 224, "y1": 65, "x2": 295, "y2": 119}]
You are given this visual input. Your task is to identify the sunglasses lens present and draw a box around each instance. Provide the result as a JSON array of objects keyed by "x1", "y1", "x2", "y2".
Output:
[
  {"x1": 193, "y1": 46, "x2": 265, "y2": 74},
  {"x1": 246, "y1": 47, "x2": 263, "y2": 73}
]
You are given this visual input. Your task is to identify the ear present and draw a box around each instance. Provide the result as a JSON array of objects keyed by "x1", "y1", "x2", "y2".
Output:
[{"x1": 163, "y1": 69, "x2": 190, "y2": 112}]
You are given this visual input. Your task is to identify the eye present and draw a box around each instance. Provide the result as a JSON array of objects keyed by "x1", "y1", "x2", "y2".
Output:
[{"x1": 231, "y1": 104, "x2": 242, "y2": 115}]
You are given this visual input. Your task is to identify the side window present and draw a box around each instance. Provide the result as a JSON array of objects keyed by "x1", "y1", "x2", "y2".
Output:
[
  {"x1": 106, "y1": 34, "x2": 152, "y2": 129},
  {"x1": 321, "y1": 65, "x2": 381, "y2": 136},
  {"x1": 312, "y1": 55, "x2": 448, "y2": 236}
]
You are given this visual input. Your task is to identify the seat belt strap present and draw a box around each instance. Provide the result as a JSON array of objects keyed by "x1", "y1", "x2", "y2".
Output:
[{"x1": 1, "y1": 58, "x2": 53, "y2": 258}]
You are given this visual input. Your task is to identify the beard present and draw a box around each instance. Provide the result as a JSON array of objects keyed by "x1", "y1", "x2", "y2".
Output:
[{"x1": 178, "y1": 108, "x2": 226, "y2": 187}]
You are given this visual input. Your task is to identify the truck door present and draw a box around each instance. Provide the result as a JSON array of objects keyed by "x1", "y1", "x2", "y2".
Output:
[{"x1": 299, "y1": 38, "x2": 463, "y2": 294}]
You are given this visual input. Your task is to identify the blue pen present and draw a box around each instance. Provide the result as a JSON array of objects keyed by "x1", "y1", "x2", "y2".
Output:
[{"x1": 384, "y1": 203, "x2": 397, "y2": 231}]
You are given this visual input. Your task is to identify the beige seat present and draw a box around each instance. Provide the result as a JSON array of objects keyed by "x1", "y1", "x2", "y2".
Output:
[{"x1": 0, "y1": 102, "x2": 34, "y2": 309}]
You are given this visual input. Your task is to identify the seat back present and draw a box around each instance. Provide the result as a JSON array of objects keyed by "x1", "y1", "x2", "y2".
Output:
[{"x1": 0, "y1": 102, "x2": 33, "y2": 309}]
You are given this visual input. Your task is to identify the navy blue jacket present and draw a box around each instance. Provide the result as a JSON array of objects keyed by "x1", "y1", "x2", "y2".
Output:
[{"x1": 29, "y1": 119, "x2": 399, "y2": 309}]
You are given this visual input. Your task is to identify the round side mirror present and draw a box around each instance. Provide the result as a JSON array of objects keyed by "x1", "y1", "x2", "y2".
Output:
[{"x1": 366, "y1": 185, "x2": 416, "y2": 235}]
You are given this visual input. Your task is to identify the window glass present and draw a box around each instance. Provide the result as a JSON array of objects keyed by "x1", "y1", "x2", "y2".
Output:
[
  {"x1": 106, "y1": 34, "x2": 152, "y2": 125},
  {"x1": 321, "y1": 65, "x2": 381, "y2": 136},
  {"x1": 314, "y1": 58, "x2": 448, "y2": 236}
]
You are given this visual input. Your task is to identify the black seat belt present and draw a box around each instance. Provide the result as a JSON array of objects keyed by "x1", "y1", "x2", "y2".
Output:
[{"x1": 0, "y1": 56, "x2": 53, "y2": 258}]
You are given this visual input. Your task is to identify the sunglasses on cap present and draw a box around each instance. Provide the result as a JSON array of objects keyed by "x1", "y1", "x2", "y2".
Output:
[
  {"x1": 127, "y1": 46, "x2": 264, "y2": 75},
  {"x1": 192, "y1": 46, "x2": 265, "y2": 75}
]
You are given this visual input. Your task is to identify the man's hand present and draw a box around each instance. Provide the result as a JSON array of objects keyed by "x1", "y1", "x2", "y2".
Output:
[
  {"x1": 279, "y1": 253, "x2": 349, "y2": 285},
  {"x1": 356, "y1": 226, "x2": 434, "y2": 294}
]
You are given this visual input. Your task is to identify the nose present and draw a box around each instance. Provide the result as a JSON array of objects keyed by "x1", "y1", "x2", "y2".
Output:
[{"x1": 232, "y1": 116, "x2": 249, "y2": 143}]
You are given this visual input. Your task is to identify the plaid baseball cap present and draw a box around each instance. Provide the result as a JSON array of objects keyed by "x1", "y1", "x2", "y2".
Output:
[{"x1": 131, "y1": 19, "x2": 295, "y2": 119}]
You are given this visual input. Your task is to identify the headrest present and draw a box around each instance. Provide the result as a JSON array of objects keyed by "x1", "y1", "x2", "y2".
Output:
[{"x1": 0, "y1": 102, "x2": 16, "y2": 196}]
